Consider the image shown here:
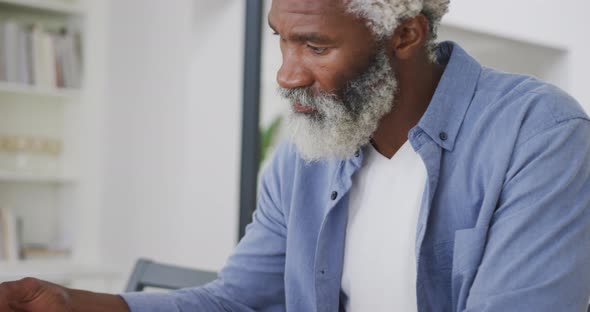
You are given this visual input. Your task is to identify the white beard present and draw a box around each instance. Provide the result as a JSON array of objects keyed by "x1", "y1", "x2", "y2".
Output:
[{"x1": 279, "y1": 49, "x2": 397, "y2": 162}]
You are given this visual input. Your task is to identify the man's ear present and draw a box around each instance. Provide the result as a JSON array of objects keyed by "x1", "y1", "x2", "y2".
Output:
[{"x1": 389, "y1": 14, "x2": 430, "y2": 60}]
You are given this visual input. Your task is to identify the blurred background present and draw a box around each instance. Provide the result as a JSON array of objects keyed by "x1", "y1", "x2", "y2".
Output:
[{"x1": 0, "y1": 0, "x2": 588, "y2": 293}]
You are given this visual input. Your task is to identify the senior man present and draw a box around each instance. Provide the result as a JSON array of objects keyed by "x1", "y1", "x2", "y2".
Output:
[{"x1": 1, "y1": 0, "x2": 590, "y2": 311}]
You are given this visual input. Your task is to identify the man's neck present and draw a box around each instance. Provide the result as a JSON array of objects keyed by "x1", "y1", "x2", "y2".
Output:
[{"x1": 371, "y1": 59, "x2": 445, "y2": 159}]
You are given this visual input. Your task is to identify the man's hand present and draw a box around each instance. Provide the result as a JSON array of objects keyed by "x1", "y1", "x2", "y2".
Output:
[
  {"x1": 0, "y1": 277, "x2": 71, "y2": 311},
  {"x1": 0, "y1": 277, "x2": 130, "y2": 312}
]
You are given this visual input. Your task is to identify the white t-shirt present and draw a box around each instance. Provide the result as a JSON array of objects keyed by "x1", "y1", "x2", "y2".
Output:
[{"x1": 341, "y1": 141, "x2": 427, "y2": 312}]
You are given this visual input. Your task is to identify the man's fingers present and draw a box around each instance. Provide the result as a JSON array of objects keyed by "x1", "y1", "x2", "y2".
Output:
[
  {"x1": 0, "y1": 287, "x2": 16, "y2": 312},
  {"x1": 0, "y1": 278, "x2": 40, "y2": 303}
]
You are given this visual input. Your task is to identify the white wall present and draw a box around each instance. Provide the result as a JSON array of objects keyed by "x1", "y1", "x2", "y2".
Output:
[
  {"x1": 443, "y1": 0, "x2": 590, "y2": 109},
  {"x1": 100, "y1": 0, "x2": 244, "y2": 288}
]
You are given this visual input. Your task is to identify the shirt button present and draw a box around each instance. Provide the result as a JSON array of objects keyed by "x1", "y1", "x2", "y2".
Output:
[
  {"x1": 330, "y1": 191, "x2": 338, "y2": 200},
  {"x1": 439, "y1": 132, "x2": 448, "y2": 141}
]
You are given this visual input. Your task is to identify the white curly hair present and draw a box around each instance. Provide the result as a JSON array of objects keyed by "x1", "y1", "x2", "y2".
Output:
[{"x1": 345, "y1": 0, "x2": 450, "y2": 62}]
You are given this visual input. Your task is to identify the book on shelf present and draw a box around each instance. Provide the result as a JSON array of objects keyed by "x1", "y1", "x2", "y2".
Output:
[
  {"x1": 0, "y1": 207, "x2": 71, "y2": 262},
  {"x1": 0, "y1": 207, "x2": 22, "y2": 262},
  {"x1": 21, "y1": 244, "x2": 70, "y2": 260},
  {"x1": 0, "y1": 20, "x2": 82, "y2": 89}
]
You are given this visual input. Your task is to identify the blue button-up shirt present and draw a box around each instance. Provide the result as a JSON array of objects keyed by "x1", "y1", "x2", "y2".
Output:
[{"x1": 122, "y1": 42, "x2": 590, "y2": 311}]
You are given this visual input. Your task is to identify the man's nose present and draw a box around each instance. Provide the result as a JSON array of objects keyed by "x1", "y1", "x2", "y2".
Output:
[{"x1": 277, "y1": 53, "x2": 313, "y2": 89}]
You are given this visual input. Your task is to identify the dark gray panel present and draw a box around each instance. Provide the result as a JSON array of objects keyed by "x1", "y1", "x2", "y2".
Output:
[{"x1": 239, "y1": 0, "x2": 265, "y2": 240}]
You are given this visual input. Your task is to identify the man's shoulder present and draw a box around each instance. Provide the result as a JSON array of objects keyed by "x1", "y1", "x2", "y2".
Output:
[{"x1": 470, "y1": 67, "x2": 589, "y2": 145}]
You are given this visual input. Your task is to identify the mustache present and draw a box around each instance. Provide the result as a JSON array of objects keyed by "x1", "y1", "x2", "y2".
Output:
[{"x1": 277, "y1": 87, "x2": 338, "y2": 107}]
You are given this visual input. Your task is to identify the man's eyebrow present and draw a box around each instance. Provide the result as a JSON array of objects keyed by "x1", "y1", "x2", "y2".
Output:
[
  {"x1": 289, "y1": 32, "x2": 333, "y2": 44},
  {"x1": 268, "y1": 18, "x2": 333, "y2": 43}
]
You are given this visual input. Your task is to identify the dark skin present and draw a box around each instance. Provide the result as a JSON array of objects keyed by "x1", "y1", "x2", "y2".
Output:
[{"x1": 0, "y1": 1, "x2": 445, "y2": 311}]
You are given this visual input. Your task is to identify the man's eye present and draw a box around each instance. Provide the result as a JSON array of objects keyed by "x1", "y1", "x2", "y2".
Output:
[{"x1": 307, "y1": 45, "x2": 328, "y2": 54}]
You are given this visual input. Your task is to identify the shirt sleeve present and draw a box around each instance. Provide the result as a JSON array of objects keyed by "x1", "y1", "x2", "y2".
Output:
[
  {"x1": 120, "y1": 144, "x2": 291, "y2": 312},
  {"x1": 463, "y1": 118, "x2": 590, "y2": 311}
]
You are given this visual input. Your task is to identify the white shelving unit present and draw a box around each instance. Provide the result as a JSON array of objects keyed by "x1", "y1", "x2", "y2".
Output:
[
  {"x1": 0, "y1": 0, "x2": 84, "y2": 15},
  {"x1": 0, "y1": 259, "x2": 118, "y2": 284},
  {"x1": 0, "y1": 0, "x2": 117, "y2": 291},
  {"x1": 0, "y1": 170, "x2": 75, "y2": 183},
  {"x1": 0, "y1": 81, "x2": 81, "y2": 99}
]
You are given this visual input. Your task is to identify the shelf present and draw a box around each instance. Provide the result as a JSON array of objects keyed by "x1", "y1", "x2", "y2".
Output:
[
  {"x1": 0, "y1": 0, "x2": 84, "y2": 15},
  {"x1": 0, "y1": 171, "x2": 75, "y2": 184},
  {"x1": 0, "y1": 259, "x2": 120, "y2": 282},
  {"x1": 0, "y1": 82, "x2": 81, "y2": 99}
]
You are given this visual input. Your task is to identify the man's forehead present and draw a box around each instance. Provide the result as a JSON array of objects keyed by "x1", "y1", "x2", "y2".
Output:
[{"x1": 270, "y1": 0, "x2": 346, "y2": 15}]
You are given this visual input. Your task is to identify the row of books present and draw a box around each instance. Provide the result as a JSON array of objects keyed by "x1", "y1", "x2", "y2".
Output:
[
  {"x1": 0, "y1": 20, "x2": 82, "y2": 89},
  {"x1": 0, "y1": 207, "x2": 69, "y2": 262}
]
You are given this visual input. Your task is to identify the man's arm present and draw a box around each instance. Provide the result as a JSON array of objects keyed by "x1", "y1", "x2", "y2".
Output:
[
  {"x1": 463, "y1": 118, "x2": 590, "y2": 311},
  {"x1": 70, "y1": 288, "x2": 131, "y2": 312}
]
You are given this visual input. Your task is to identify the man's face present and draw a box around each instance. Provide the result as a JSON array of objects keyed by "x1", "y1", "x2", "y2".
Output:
[{"x1": 270, "y1": 0, "x2": 398, "y2": 161}]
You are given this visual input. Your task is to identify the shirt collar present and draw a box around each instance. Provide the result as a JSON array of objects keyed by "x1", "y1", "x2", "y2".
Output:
[{"x1": 416, "y1": 41, "x2": 482, "y2": 151}]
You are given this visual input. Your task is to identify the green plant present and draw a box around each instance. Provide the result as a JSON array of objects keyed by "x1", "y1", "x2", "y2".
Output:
[{"x1": 259, "y1": 116, "x2": 283, "y2": 167}]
